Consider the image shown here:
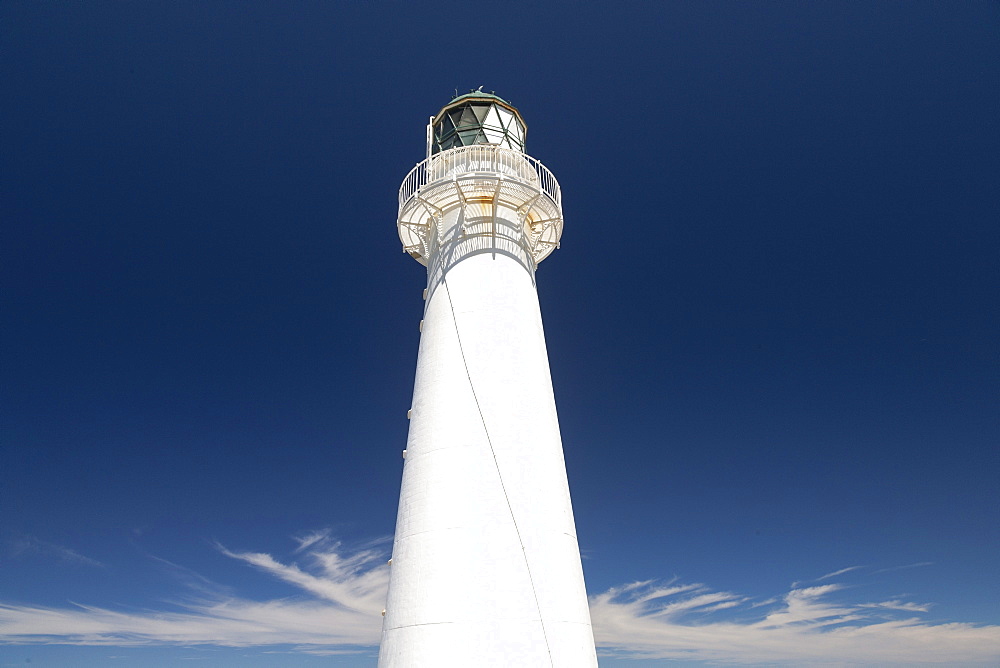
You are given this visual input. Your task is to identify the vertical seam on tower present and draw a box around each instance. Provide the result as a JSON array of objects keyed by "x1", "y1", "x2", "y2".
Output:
[{"x1": 439, "y1": 275, "x2": 555, "y2": 668}]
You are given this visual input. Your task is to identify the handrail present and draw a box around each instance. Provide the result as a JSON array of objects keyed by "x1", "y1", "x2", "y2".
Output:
[{"x1": 399, "y1": 145, "x2": 561, "y2": 212}]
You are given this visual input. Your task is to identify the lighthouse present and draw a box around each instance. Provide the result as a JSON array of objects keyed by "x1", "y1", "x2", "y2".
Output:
[{"x1": 378, "y1": 92, "x2": 598, "y2": 667}]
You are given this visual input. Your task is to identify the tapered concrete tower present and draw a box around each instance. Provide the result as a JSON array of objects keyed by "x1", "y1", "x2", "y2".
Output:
[{"x1": 378, "y1": 92, "x2": 597, "y2": 667}]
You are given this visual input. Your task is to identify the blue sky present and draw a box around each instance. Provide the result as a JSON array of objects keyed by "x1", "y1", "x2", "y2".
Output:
[{"x1": 2, "y1": 2, "x2": 998, "y2": 666}]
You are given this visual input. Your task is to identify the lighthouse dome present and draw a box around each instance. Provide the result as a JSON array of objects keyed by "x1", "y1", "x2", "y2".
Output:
[{"x1": 432, "y1": 90, "x2": 527, "y2": 154}]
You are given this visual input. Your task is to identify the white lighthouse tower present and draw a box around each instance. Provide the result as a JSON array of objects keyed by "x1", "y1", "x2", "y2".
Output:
[{"x1": 378, "y1": 91, "x2": 598, "y2": 667}]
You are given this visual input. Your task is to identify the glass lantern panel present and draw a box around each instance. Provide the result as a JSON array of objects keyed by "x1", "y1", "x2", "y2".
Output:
[
  {"x1": 483, "y1": 127, "x2": 505, "y2": 144},
  {"x1": 459, "y1": 107, "x2": 479, "y2": 127},
  {"x1": 472, "y1": 104, "x2": 490, "y2": 122},
  {"x1": 484, "y1": 105, "x2": 505, "y2": 130}
]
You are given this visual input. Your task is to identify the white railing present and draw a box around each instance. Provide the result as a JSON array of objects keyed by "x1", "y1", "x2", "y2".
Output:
[{"x1": 398, "y1": 145, "x2": 561, "y2": 212}]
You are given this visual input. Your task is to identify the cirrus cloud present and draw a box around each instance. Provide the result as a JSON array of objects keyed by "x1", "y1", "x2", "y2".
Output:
[{"x1": 590, "y1": 579, "x2": 1000, "y2": 665}]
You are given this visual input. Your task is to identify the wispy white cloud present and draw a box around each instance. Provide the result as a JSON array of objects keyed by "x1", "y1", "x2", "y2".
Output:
[
  {"x1": 0, "y1": 535, "x2": 387, "y2": 652},
  {"x1": 1, "y1": 538, "x2": 998, "y2": 666},
  {"x1": 217, "y1": 535, "x2": 388, "y2": 615},
  {"x1": 292, "y1": 529, "x2": 331, "y2": 554},
  {"x1": 4, "y1": 535, "x2": 103, "y2": 568},
  {"x1": 147, "y1": 555, "x2": 231, "y2": 598},
  {"x1": 817, "y1": 565, "x2": 864, "y2": 581},
  {"x1": 874, "y1": 561, "x2": 935, "y2": 574},
  {"x1": 859, "y1": 599, "x2": 931, "y2": 613},
  {"x1": 591, "y1": 580, "x2": 1000, "y2": 665}
]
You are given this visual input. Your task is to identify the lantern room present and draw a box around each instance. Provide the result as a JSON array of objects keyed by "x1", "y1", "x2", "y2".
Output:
[{"x1": 432, "y1": 91, "x2": 527, "y2": 154}]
